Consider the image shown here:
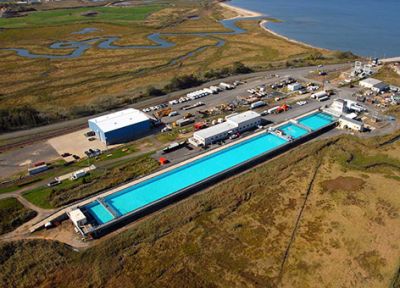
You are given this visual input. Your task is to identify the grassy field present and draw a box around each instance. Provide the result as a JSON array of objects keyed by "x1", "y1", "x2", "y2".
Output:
[
  {"x1": 0, "y1": 198, "x2": 37, "y2": 235},
  {"x1": 0, "y1": 1, "x2": 355, "y2": 131},
  {"x1": 0, "y1": 6, "x2": 162, "y2": 28},
  {"x1": 1, "y1": 131, "x2": 400, "y2": 287}
]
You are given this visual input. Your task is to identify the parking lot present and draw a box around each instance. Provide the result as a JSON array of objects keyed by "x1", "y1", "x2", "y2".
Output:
[
  {"x1": 0, "y1": 63, "x2": 368, "y2": 180},
  {"x1": 47, "y1": 128, "x2": 111, "y2": 158},
  {"x1": 0, "y1": 141, "x2": 60, "y2": 180}
]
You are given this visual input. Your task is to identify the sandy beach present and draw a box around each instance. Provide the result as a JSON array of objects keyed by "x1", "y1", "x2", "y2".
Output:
[{"x1": 218, "y1": 1, "x2": 262, "y2": 18}]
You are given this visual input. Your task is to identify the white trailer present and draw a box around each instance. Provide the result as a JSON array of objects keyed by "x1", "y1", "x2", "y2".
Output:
[
  {"x1": 267, "y1": 106, "x2": 280, "y2": 114},
  {"x1": 317, "y1": 96, "x2": 329, "y2": 102},
  {"x1": 250, "y1": 101, "x2": 266, "y2": 109},
  {"x1": 209, "y1": 86, "x2": 221, "y2": 93},
  {"x1": 71, "y1": 170, "x2": 87, "y2": 180},
  {"x1": 220, "y1": 82, "x2": 234, "y2": 90},
  {"x1": 203, "y1": 88, "x2": 214, "y2": 94},
  {"x1": 311, "y1": 91, "x2": 328, "y2": 100}
]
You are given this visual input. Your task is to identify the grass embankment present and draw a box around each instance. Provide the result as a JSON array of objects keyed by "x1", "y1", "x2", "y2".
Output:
[
  {"x1": 374, "y1": 65, "x2": 400, "y2": 87},
  {"x1": 0, "y1": 198, "x2": 37, "y2": 235},
  {"x1": 0, "y1": 2, "x2": 356, "y2": 132},
  {"x1": 22, "y1": 154, "x2": 159, "y2": 209},
  {"x1": 1, "y1": 131, "x2": 400, "y2": 287}
]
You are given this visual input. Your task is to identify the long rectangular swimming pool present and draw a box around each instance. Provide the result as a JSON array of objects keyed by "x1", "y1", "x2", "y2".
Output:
[
  {"x1": 84, "y1": 133, "x2": 288, "y2": 224},
  {"x1": 82, "y1": 111, "x2": 336, "y2": 228}
]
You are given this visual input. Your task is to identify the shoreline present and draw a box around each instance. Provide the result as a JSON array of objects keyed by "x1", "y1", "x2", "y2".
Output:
[
  {"x1": 219, "y1": 1, "x2": 326, "y2": 51},
  {"x1": 259, "y1": 20, "x2": 326, "y2": 51},
  {"x1": 218, "y1": 1, "x2": 263, "y2": 18}
]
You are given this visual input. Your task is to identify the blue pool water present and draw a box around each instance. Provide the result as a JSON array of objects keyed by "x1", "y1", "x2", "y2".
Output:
[
  {"x1": 85, "y1": 133, "x2": 288, "y2": 224},
  {"x1": 298, "y1": 112, "x2": 334, "y2": 131},
  {"x1": 278, "y1": 123, "x2": 308, "y2": 139},
  {"x1": 86, "y1": 202, "x2": 114, "y2": 224}
]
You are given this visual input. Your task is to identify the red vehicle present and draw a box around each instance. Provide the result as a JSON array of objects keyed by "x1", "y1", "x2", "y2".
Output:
[
  {"x1": 33, "y1": 161, "x2": 45, "y2": 167},
  {"x1": 194, "y1": 122, "x2": 207, "y2": 130},
  {"x1": 277, "y1": 104, "x2": 289, "y2": 113}
]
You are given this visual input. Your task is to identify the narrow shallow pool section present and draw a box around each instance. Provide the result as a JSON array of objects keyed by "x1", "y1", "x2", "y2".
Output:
[
  {"x1": 297, "y1": 112, "x2": 335, "y2": 131},
  {"x1": 278, "y1": 123, "x2": 309, "y2": 139},
  {"x1": 85, "y1": 202, "x2": 114, "y2": 225},
  {"x1": 85, "y1": 133, "x2": 288, "y2": 224}
]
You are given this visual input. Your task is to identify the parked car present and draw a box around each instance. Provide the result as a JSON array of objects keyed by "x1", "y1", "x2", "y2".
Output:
[
  {"x1": 168, "y1": 111, "x2": 179, "y2": 117},
  {"x1": 47, "y1": 179, "x2": 61, "y2": 187},
  {"x1": 84, "y1": 131, "x2": 95, "y2": 137}
]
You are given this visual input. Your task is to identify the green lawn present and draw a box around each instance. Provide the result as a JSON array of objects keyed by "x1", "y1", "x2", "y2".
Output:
[
  {"x1": 22, "y1": 154, "x2": 159, "y2": 209},
  {"x1": 97, "y1": 144, "x2": 138, "y2": 161},
  {"x1": 22, "y1": 186, "x2": 54, "y2": 209},
  {"x1": 22, "y1": 170, "x2": 105, "y2": 209},
  {"x1": 0, "y1": 197, "x2": 37, "y2": 235},
  {"x1": 0, "y1": 185, "x2": 20, "y2": 194},
  {"x1": 0, "y1": 6, "x2": 162, "y2": 28}
]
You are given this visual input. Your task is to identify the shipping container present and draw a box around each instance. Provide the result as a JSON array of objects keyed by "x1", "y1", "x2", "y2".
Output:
[{"x1": 28, "y1": 164, "x2": 48, "y2": 175}]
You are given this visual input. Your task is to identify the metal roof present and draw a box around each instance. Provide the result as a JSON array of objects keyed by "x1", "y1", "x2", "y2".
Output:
[
  {"x1": 69, "y1": 208, "x2": 87, "y2": 222},
  {"x1": 194, "y1": 122, "x2": 237, "y2": 139},
  {"x1": 360, "y1": 78, "x2": 383, "y2": 86},
  {"x1": 194, "y1": 111, "x2": 260, "y2": 139},
  {"x1": 88, "y1": 108, "x2": 150, "y2": 133},
  {"x1": 226, "y1": 111, "x2": 260, "y2": 124}
]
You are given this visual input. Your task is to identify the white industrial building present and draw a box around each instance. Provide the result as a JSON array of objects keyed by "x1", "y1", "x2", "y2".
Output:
[
  {"x1": 359, "y1": 78, "x2": 389, "y2": 92},
  {"x1": 189, "y1": 111, "x2": 261, "y2": 146},
  {"x1": 88, "y1": 108, "x2": 152, "y2": 145},
  {"x1": 330, "y1": 99, "x2": 347, "y2": 114},
  {"x1": 325, "y1": 98, "x2": 367, "y2": 118},
  {"x1": 338, "y1": 117, "x2": 364, "y2": 131}
]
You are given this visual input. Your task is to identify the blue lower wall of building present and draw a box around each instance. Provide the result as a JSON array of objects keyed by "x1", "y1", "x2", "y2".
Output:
[{"x1": 89, "y1": 120, "x2": 152, "y2": 145}]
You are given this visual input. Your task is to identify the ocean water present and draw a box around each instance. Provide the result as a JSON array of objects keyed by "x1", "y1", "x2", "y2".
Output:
[{"x1": 230, "y1": 0, "x2": 400, "y2": 57}]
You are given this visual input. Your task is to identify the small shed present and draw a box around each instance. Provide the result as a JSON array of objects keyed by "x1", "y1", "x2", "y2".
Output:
[
  {"x1": 69, "y1": 209, "x2": 87, "y2": 227},
  {"x1": 338, "y1": 117, "x2": 364, "y2": 131},
  {"x1": 288, "y1": 82, "x2": 302, "y2": 92}
]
